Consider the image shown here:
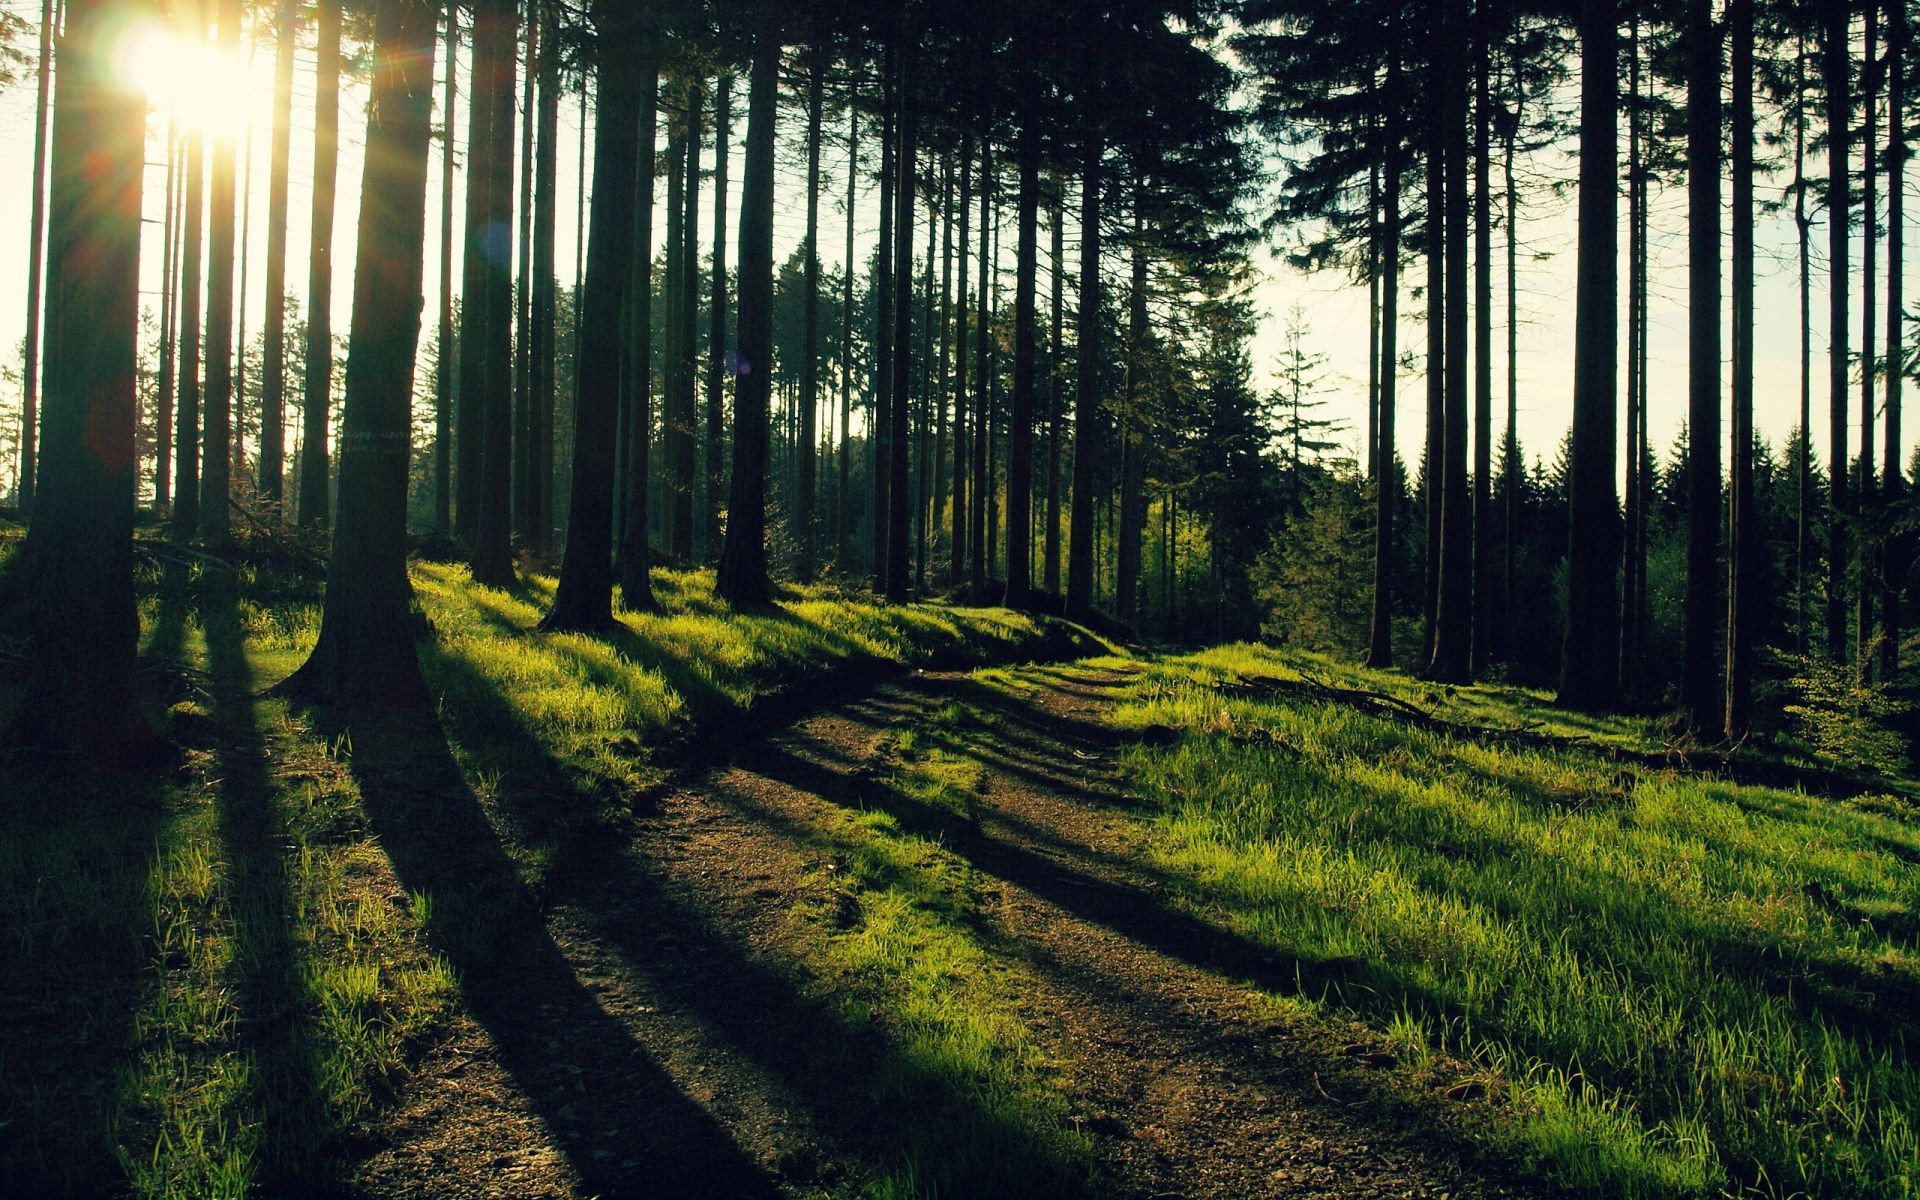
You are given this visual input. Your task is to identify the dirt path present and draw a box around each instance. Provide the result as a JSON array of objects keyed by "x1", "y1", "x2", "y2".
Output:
[{"x1": 353, "y1": 663, "x2": 1547, "y2": 1199}]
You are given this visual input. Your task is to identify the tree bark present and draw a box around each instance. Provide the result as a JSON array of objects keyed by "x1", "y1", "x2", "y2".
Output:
[
  {"x1": 1066, "y1": 141, "x2": 1101, "y2": 618},
  {"x1": 970, "y1": 141, "x2": 992, "y2": 595},
  {"x1": 16, "y1": 0, "x2": 54, "y2": 511},
  {"x1": 1557, "y1": 0, "x2": 1621, "y2": 711},
  {"x1": 1622, "y1": 8, "x2": 1644, "y2": 693},
  {"x1": 276, "y1": 0, "x2": 438, "y2": 710},
  {"x1": 618, "y1": 49, "x2": 660, "y2": 611},
  {"x1": 798, "y1": 55, "x2": 823, "y2": 582},
  {"x1": 951, "y1": 132, "x2": 972, "y2": 588},
  {"x1": 1884, "y1": 0, "x2": 1907, "y2": 679},
  {"x1": 885, "y1": 38, "x2": 915, "y2": 603},
  {"x1": 708, "y1": 74, "x2": 732, "y2": 563},
  {"x1": 175, "y1": 121, "x2": 205, "y2": 535},
  {"x1": 435, "y1": 0, "x2": 457, "y2": 538},
  {"x1": 1825, "y1": 0, "x2": 1851, "y2": 663},
  {"x1": 542, "y1": 4, "x2": 643, "y2": 632},
  {"x1": 1726, "y1": 0, "x2": 1755, "y2": 735},
  {"x1": 1428, "y1": 0, "x2": 1471, "y2": 684},
  {"x1": 158, "y1": 123, "x2": 179, "y2": 509},
  {"x1": 1117, "y1": 200, "x2": 1148, "y2": 624},
  {"x1": 716, "y1": 23, "x2": 780, "y2": 605},
  {"x1": 1470, "y1": 18, "x2": 1493, "y2": 678},
  {"x1": 838, "y1": 97, "x2": 858, "y2": 573},
  {"x1": 258, "y1": 0, "x2": 296, "y2": 506},
  {"x1": 1681, "y1": 0, "x2": 1722, "y2": 732},
  {"x1": 1006, "y1": 127, "x2": 1040, "y2": 608},
  {"x1": 1366, "y1": 36, "x2": 1401, "y2": 670},
  {"x1": 299, "y1": 0, "x2": 340, "y2": 529},
  {"x1": 199, "y1": 0, "x2": 241, "y2": 545},
  {"x1": 530, "y1": 3, "x2": 558, "y2": 554},
  {"x1": 12, "y1": 0, "x2": 149, "y2": 757},
  {"x1": 468, "y1": 0, "x2": 519, "y2": 587},
  {"x1": 671, "y1": 84, "x2": 702, "y2": 563},
  {"x1": 1044, "y1": 183, "x2": 1065, "y2": 596},
  {"x1": 512, "y1": 11, "x2": 537, "y2": 544},
  {"x1": 1860, "y1": 4, "x2": 1880, "y2": 680}
]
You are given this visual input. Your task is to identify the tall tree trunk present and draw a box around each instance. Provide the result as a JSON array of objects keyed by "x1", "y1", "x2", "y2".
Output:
[
  {"x1": 1470, "y1": 16, "x2": 1493, "y2": 677},
  {"x1": 277, "y1": 0, "x2": 438, "y2": 709},
  {"x1": 970, "y1": 142, "x2": 992, "y2": 595},
  {"x1": 1503, "y1": 112, "x2": 1518, "y2": 665},
  {"x1": 1796, "y1": 32, "x2": 1812, "y2": 654},
  {"x1": 885, "y1": 41, "x2": 915, "y2": 603},
  {"x1": 874, "y1": 49, "x2": 896, "y2": 586},
  {"x1": 435, "y1": 0, "x2": 456, "y2": 537},
  {"x1": 200, "y1": 0, "x2": 241, "y2": 544},
  {"x1": 16, "y1": 0, "x2": 54, "y2": 511},
  {"x1": 1429, "y1": 0, "x2": 1471, "y2": 684},
  {"x1": 935, "y1": 157, "x2": 955, "y2": 587},
  {"x1": 618, "y1": 50, "x2": 660, "y2": 611},
  {"x1": 798, "y1": 55, "x2": 822, "y2": 581},
  {"x1": 258, "y1": 0, "x2": 296, "y2": 506},
  {"x1": 951, "y1": 133, "x2": 972, "y2": 587},
  {"x1": 542, "y1": 5, "x2": 643, "y2": 632},
  {"x1": 662, "y1": 93, "x2": 685, "y2": 558},
  {"x1": 708, "y1": 74, "x2": 732, "y2": 563},
  {"x1": 1367, "y1": 38, "x2": 1401, "y2": 670},
  {"x1": 1727, "y1": 0, "x2": 1755, "y2": 734},
  {"x1": 916, "y1": 157, "x2": 938, "y2": 593},
  {"x1": 1860, "y1": 4, "x2": 1880, "y2": 679},
  {"x1": 158, "y1": 124, "x2": 179, "y2": 509},
  {"x1": 716, "y1": 23, "x2": 780, "y2": 605},
  {"x1": 1884, "y1": 0, "x2": 1907, "y2": 679},
  {"x1": 838, "y1": 98, "x2": 858, "y2": 572},
  {"x1": 454, "y1": 0, "x2": 490, "y2": 543},
  {"x1": 512, "y1": 11, "x2": 537, "y2": 543},
  {"x1": 299, "y1": 0, "x2": 340, "y2": 528},
  {"x1": 1825, "y1": 0, "x2": 1851, "y2": 663},
  {"x1": 1682, "y1": 0, "x2": 1723, "y2": 731},
  {"x1": 1117, "y1": 199, "x2": 1148, "y2": 624},
  {"x1": 1557, "y1": 0, "x2": 1621, "y2": 711},
  {"x1": 1066, "y1": 140, "x2": 1101, "y2": 618},
  {"x1": 673, "y1": 84, "x2": 702, "y2": 562},
  {"x1": 1045, "y1": 184, "x2": 1065, "y2": 595},
  {"x1": 12, "y1": 0, "x2": 148, "y2": 756},
  {"x1": 175, "y1": 124, "x2": 205, "y2": 535},
  {"x1": 468, "y1": 0, "x2": 519, "y2": 587},
  {"x1": 530, "y1": 2, "x2": 559, "y2": 554},
  {"x1": 1423, "y1": 33, "x2": 1444, "y2": 668},
  {"x1": 1006, "y1": 127, "x2": 1040, "y2": 608},
  {"x1": 1622, "y1": 8, "x2": 1644, "y2": 693}
]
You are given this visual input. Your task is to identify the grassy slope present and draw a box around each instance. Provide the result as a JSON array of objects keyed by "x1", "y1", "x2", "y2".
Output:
[
  {"x1": 1107, "y1": 644, "x2": 1920, "y2": 1199},
  {"x1": 0, "y1": 555, "x2": 1096, "y2": 1199}
]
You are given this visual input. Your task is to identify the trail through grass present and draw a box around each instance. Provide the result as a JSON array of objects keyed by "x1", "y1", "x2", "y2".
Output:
[{"x1": 1109, "y1": 644, "x2": 1920, "y2": 1198}]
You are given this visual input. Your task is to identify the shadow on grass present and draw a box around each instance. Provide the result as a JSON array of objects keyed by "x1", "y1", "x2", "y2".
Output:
[
  {"x1": 198, "y1": 577, "x2": 332, "y2": 1193},
  {"x1": 313, "y1": 683, "x2": 780, "y2": 1198},
  {"x1": 413, "y1": 644, "x2": 1100, "y2": 1198}
]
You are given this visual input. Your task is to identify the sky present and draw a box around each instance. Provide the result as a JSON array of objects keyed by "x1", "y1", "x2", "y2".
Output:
[{"x1": 0, "y1": 2, "x2": 1909, "y2": 499}]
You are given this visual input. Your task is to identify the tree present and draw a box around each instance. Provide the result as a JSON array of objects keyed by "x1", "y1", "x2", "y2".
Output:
[
  {"x1": 299, "y1": 0, "x2": 341, "y2": 528},
  {"x1": 174, "y1": 94, "x2": 206, "y2": 535},
  {"x1": 10, "y1": 0, "x2": 149, "y2": 757},
  {"x1": 1066, "y1": 144, "x2": 1100, "y2": 618},
  {"x1": 1823, "y1": 0, "x2": 1849, "y2": 663},
  {"x1": 1726, "y1": 0, "x2": 1755, "y2": 735},
  {"x1": 199, "y1": 0, "x2": 241, "y2": 545},
  {"x1": 716, "y1": 19, "x2": 780, "y2": 605},
  {"x1": 258, "y1": 0, "x2": 296, "y2": 507},
  {"x1": 708, "y1": 72, "x2": 733, "y2": 564},
  {"x1": 274, "y1": 0, "x2": 439, "y2": 708},
  {"x1": 1681, "y1": 0, "x2": 1722, "y2": 733},
  {"x1": 1428, "y1": 0, "x2": 1470, "y2": 685},
  {"x1": 467, "y1": 0, "x2": 519, "y2": 587},
  {"x1": 16, "y1": 0, "x2": 52, "y2": 512},
  {"x1": 1557, "y1": 0, "x2": 1620, "y2": 711},
  {"x1": 1005, "y1": 127, "x2": 1040, "y2": 608},
  {"x1": 798, "y1": 49, "x2": 824, "y2": 582},
  {"x1": 543, "y1": 0, "x2": 645, "y2": 632},
  {"x1": 618, "y1": 47, "x2": 661, "y2": 611},
  {"x1": 434, "y1": 0, "x2": 457, "y2": 537}
]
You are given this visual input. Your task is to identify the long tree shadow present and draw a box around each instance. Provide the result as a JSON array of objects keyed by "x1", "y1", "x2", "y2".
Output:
[
  {"x1": 198, "y1": 576, "x2": 333, "y2": 1193},
  {"x1": 312, "y1": 694, "x2": 781, "y2": 1197},
  {"x1": 416, "y1": 645, "x2": 1103, "y2": 1197}
]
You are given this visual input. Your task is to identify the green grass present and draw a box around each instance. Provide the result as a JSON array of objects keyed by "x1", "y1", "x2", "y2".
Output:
[
  {"x1": 1, "y1": 552, "x2": 1096, "y2": 1199},
  {"x1": 1107, "y1": 643, "x2": 1920, "y2": 1199}
]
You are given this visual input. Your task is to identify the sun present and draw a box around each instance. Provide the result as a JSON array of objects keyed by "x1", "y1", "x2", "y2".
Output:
[{"x1": 113, "y1": 18, "x2": 258, "y2": 138}]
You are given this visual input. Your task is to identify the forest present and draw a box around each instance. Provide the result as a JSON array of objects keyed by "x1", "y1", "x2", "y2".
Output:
[{"x1": 2, "y1": 0, "x2": 1918, "y2": 1196}]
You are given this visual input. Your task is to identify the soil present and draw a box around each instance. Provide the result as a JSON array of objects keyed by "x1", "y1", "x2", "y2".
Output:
[{"x1": 349, "y1": 662, "x2": 1555, "y2": 1200}]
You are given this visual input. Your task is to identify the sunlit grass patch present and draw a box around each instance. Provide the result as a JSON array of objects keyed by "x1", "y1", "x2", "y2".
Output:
[{"x1": 1112, "y1": 643, "x2": 1920, "y2": 1199}]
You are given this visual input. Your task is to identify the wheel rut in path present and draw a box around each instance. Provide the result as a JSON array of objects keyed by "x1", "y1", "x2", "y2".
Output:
[{"x1": 355, "y1": 662, "x2": 1551, "y2": 1200}]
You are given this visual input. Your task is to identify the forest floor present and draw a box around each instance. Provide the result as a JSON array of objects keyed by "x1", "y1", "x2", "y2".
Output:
[
  {"x1": 346, "y1": 662, "x2": 1543, "y2": 1200},
  {"x1": 5, "y1": 552, "x2": 1917, "y2": 1199}
]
